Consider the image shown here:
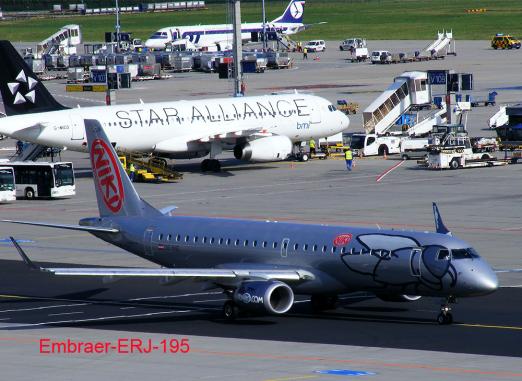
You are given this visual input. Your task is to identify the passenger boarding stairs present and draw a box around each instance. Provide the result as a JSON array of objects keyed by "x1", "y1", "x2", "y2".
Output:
[
  {"x1": 10, "y1": 143, "x2": 59, "y2": 162},
  {"x1": 489, "y1": 106, "x2": 508, "y2": 129},
  {"x1": 36, "y1": 24, "x2": 82, "y2": 58},
  {"x1": 406, "y1": 105, "x2": 447, "y2": 137},
  {"x1": 423, "y1": 30, "x2": 455, "y2": 56},
  {"x1": 363, "y1": 71, "x2": 430, "y2": 135}
]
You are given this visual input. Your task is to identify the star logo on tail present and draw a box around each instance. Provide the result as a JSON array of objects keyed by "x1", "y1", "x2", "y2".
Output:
[{"x1": 8, "y1": 70, "x2": 38, "y2": 105}]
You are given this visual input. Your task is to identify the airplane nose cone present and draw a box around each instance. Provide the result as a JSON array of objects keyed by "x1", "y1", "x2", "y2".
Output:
[
  {"x1": 339, "y1": 111, "x2": 350, "y2": 130},
  {"x1": 459, "y1": 260, "x2": 498, "y2": 296}
]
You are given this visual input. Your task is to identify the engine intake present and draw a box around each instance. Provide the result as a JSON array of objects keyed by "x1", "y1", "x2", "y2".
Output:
[
  {"x1": 233, "y1": 280, "x2": 294, "y2": 314},
  {"x1": 234, "y1": 136, "x2": 293, "y2": 162}
]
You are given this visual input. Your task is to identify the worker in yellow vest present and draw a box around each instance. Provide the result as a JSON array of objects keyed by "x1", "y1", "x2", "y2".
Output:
[
  {"x1": 129, "y1": 162, "x2": 136, "y2": 182},
  {"x1": 309, "y1": 138, "x2": 316, "y2": 157},
  {"x1": 344, "y1": 147, "x2": 353, "y2": 171}
]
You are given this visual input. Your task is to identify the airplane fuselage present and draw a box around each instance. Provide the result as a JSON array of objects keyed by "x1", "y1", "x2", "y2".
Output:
[
  {"x1": 0, "y1": 93, "x2": 348, "y2": 159},
  {"x1": 145, "y1": 22, "x2": 303, "y2": 50},
  {"x1": 86, "y1": 215, "x2": 498, "y2": 298}
]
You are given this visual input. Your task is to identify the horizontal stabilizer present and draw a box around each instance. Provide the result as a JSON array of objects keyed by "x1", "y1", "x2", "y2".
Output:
[{"x1": 2, "y1": 220, "x2": 119, "y2": 233}]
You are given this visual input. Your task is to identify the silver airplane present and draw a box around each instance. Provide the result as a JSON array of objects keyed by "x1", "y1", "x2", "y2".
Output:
[{"x1": 4, "y1": 120, "x2": 498, "y2": 324}]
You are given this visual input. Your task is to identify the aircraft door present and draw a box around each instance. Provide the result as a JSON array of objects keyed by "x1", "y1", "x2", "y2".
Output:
[
  {"x1": 410, "y1": 248, "x2": 422, "y2": 277},
  {"x1": 143, "y1": 227, "x2": 155, "y2": 256},
  {"x1": 310, "y1": 104, "x2": 322, "y2": 124},
  {"x1": 70, "y1": 114, "x2": 84, "y2": 141},
  {"x1": 280, "y1": 238, "x2": 290, "y2": 258}
]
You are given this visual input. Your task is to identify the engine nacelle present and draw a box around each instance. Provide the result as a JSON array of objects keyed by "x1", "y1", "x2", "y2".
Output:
[
  {"x1": 377, "y1": 294, "x2": 422, "y2": 302},
  {"x1": 234, "y1": 136, "x2": 293, "y2": 162},
  {"x1": 233, "y1": 280, "x2": 294, "y2": 314}
]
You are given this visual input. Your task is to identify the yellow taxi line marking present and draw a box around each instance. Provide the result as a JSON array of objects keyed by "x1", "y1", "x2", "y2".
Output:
[{"x1": 456, "y1": 323, "x2": 522, "y2": 330}]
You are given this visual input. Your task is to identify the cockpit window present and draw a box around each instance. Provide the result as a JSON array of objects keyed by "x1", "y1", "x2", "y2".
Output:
[
  {"x1": 452, "y1": 248, "x2": 478, "y2": 259},
  {"x1": 437, "y1": 249, "x2": 450, "y2": 260},
  {"x1": 327, "y1": 104, "x2": 336, "y2": 112}
]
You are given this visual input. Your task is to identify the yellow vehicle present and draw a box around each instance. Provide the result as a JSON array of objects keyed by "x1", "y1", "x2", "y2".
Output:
[
  {"x1": 119, "y1": 156, "x2": 157, "y2": 182},
  {"x1": 491, "y1": 34, "x2": 521, "y2": 50}
]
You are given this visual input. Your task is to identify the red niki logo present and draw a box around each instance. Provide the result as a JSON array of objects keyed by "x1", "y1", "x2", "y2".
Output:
[
  {"x1": 333, "y1": 233, "x2": 352, "y2": 247},
  {"x1": 91, "y1": 138, "x2": 124, "y2": 213}
]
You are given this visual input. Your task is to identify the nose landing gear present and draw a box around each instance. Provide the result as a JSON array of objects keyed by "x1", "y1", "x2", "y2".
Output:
[{"x1": 437, "y1": 296, "x2": 456, "y2": 325}]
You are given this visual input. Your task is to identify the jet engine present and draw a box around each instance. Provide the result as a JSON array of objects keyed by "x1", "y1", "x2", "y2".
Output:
[
  {"x1": 377, "y1": 294, "x2": 422, "y2": 302},
  {"x1": 233, "y1": 136, "x2": 293, "y2": 162},
  {"x1": 233, "y1": 280, "x2": 294, "y2": 314}
]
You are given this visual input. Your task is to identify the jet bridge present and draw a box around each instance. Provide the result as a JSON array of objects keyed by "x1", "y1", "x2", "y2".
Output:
[{"x1": 363, "y1": 71, "x2": 430, "y2": 135}]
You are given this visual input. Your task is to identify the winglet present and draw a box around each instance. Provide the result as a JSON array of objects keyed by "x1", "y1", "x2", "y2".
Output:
[
  {"x1": 9, "y1": 237, "x2": 41, "y2": 271},
  {"x1": 432, "y1": 203, "x2": 451, "y2": 236}
]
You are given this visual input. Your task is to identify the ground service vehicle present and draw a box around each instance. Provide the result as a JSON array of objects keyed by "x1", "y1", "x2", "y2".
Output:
[
  {"x1": 9, "y1": 161, "x2": 75, "y2": 199},
  {"x1": 0, "y1": 166, "x2": 15, "y2": 202},
  {"x1": 491, "y1": 34, "x2": 521, "y2": 49},
  {"x1": 304, "y1": 40, "x2": 326, "y2": 52},
  {"x1": 400, "y1": 138, "x2": 429, "y2": 160},
  {"x1": 339, "y1": 38, "x2": 366, "y2": 51},
  {"x1": 371, "y1": 50, "x2": 391, "y2": 64},
  {"x1": 345, "y1": 132, "x2": 401, "y2": 157},
  {"x1": 427, "y1": 135, "x2": 497, "y2": 170}
]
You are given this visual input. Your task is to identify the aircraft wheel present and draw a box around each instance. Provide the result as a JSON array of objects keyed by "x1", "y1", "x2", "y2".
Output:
[
  {"x1": 437, "y1": 312, "x2": 453, "y2": 325},
  {"x1": 223, "y1": 301, "x2": 238, "y2": 321},
  {"x1": 300, "y1": 153, "x2": 309, "y2": 162},
  {"x1": 25, "y1": 187, "x2": 35, "y2": 199}
]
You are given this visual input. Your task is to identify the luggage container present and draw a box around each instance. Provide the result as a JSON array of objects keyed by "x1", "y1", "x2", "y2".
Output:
[{"x1": 67, "y1": 67, "x2": 85, "y2": 82}]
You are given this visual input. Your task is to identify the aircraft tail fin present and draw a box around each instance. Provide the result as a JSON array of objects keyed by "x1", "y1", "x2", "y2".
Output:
[
  {"x1": 432, "y1": 202, "x2": 451, "y2": 236},
  {"x1": 0, "y1": 40, "x2": 67, "y2": 116},
  {"x1": 84, "y1": 119, "x2": 161, "y2": 218},
  {"x1": 271, "y1": 0, "x2": 305, "y2": 24}
]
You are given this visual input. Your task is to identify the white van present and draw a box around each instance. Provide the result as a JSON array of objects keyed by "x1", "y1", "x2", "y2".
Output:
[
  {"x1": 371, "y1": 50, "x2": 391, "y2": 64},
  {"x1": 304, "y1": 40, "x2": 326, "y2": 52}
]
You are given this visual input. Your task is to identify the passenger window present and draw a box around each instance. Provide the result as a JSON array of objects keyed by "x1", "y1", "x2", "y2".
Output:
[
  {"x1": 185, "y1": 235, "x2": 189, "y2": 242},
  {"x1": 262, "y1": 241, "x2": 267, "y2": 248},
  {"x1": 235, "y1": 239, "x2": 240, "y2": 246},
  {"x1": 194, "y1": 236, "x2": 198, "y2": 243},
  {"x1": 158, "y1": 233, "x2": 163, "y2": 240},
  {"x1": 226, "y1": 238, "x2": 231, "y2": 245},
  {"x1": 202, "y1": 237, "x2": 207, "y2": 243},
  {"x1": 437, "y1": 249, "x2": 450, "y2": 260},
  {"x1": 176, "y1": 234, "x2": 181, "y2": 242},
  {"x1": 322, "y1": 245, "x2": 327, "y2": 253},
  {"x1": 294, "y1": 243, "x2": 299, "y2": 250},
  {"x1": 244, "y1": 240, "x2": 248, "y2": 247},
  {"x1": 303, "y1": 244, "x2": 308, "y2": 251},
  {"x1": 210, "y1": 237, "x2": 215, "y2": 244},
  {"x1": 273, "y1": 242, "x2": 278, "y2": 249},
  {"x1": 331, "y1": 247, "x2": 336, "y2": 254},
  {"x1": 167, "y1": 234, "x2": 172, "y2": 241},
  {"x1": 313, "y1": 244, "x2": 317, "y2": 252},
  {"x1": 219, "y1": 238, "x2": 223, "y2": 245},
  {"x1": 253, "y1": 240, "x2": 257, "y2": 247},
  {"x1": 283, "y1": 241, "x2": 288, "y2": 249}
]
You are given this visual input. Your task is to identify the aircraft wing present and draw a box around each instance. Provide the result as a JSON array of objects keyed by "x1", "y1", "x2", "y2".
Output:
[
  {"x1": 190, "y1": 127, "x2": 272, "y2": 143},
  {"x1": 9, "y1": 237, "x2": 314, "y2": 281},
  {"x1": 2, "y1": 220, "x2": 119, "y2": 233}
]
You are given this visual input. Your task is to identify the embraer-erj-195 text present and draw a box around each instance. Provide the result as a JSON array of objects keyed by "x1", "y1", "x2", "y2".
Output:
[
  {"x1": 0, "y1": 40, "x2": 348, "y2": 171},
  {"x1": 3, "y1": 120, "x2": 498, "y2": 325}
]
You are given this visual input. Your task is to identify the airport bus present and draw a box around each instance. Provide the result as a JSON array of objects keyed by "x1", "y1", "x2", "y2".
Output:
[
  {"x1": 0, "y1": 166, "x2": 16, "y2": 203},
  {"x1": 10, "y1": 162, "x2": 75, "y2": 199}
]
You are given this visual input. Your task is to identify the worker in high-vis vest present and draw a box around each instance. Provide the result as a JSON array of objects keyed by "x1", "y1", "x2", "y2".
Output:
[
  {"x1": 129, "y1": 163, "x2": 136, "y2": 182},
  {"x1": 309, "y1": 138, "x2": 316, "y2": 156},
  {"x1": 344, "y1": 147, "x2": 353, "y2": 171}
]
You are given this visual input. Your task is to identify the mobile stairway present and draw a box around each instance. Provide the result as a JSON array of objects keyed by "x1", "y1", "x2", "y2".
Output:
[
  {"x1": 423, "y1": 30, "x2": 456, "y2": 57},
  {"x1": 36, "y1": 24, "x2": 82, "y2": 58},
  {"x1": 363, "y1": 71, "x2": 431, "y2": 135}
]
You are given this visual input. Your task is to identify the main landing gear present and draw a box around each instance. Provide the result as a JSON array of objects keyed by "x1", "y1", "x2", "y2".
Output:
[
  {"x1": 437, "y1": 296, "x2": 456, "y2": 325},
  {"x1": 223, "y1": 300, "x2": 239, "y2": 321},
  {"x1": 201, "y1": 159, "x2": 221, "y2": 172}
]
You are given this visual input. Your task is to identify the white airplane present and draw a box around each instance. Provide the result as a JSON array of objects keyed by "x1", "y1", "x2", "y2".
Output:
[
  {"x1": 145, "y1": 0, "x2": 307, "y2": 51},
  {"x1": 0, "y1": 40, "x2": 349, "y2": 171}
]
